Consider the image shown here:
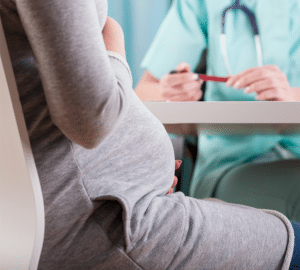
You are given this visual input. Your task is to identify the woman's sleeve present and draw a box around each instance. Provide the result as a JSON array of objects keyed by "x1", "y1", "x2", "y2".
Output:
[
  {"x1": 141, "y1": 0, "x2": 208, "y2": 79},
  {"x1": 15, "y1": 0, "x2": 132, "y2": 149}
]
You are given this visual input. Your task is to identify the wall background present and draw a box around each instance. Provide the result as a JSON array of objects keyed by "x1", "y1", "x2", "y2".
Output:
[{"x1": 107, "y1": 1, "x2": 172, "y2": 87}]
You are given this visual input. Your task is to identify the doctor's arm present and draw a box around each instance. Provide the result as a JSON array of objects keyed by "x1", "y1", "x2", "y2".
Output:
[
  {"x1": 134, "y1": 70, "x2": 165, "y2": 101},
  {"x1": 135, "y1": 63, "x2": 203, "y2": 102}
]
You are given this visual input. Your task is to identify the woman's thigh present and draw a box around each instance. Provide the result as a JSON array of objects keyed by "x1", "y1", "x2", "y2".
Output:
[
  {"x1": 127, "y1": 194, "x2": 290, "y2": 269},
  {"x1": 215, "y1": 159, "x2": 300, "y2": 222}
]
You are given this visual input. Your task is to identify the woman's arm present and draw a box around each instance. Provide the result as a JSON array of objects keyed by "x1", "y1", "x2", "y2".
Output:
[
  {"x1": 102, "y1": 17, "x2": 126, "y2": 60},
  {"x1": 16, "y1": 0, "x2": 131, "y2": 149},
  {"x1": 135, "y1": 64, "x2": 202, "y2": 102}
]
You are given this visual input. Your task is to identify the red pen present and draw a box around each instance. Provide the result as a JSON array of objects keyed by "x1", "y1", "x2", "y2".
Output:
[
  {"x1": 198, "y1": 74, "x2": 228, "y2": 83},
  {"x1": 170, "y1": 70, "x2": 228, "y2": 83}
]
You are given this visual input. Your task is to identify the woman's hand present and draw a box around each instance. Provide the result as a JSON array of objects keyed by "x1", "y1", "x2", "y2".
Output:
[
  {"x1": 160, "y1": 63, "x2": 203, "y2": 101},
  {"x1": 226, "y1": 65, "x2": 300, "y2": 101},
  {"x1": 167, "y1": 160, "x2": 182, "y2": 194},
  {"x1": 102, "y1": 17, "x2": 126, "y2": 59}
]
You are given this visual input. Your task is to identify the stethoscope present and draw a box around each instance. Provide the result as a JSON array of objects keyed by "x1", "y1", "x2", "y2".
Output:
[{"x1": 220, "y1": 0, "x2": 263, "y2": 75}]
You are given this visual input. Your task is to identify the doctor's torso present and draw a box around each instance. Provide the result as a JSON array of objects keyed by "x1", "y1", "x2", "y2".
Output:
[{"x1": 201, "y1": 0, "x2": 300, "y2": 101}]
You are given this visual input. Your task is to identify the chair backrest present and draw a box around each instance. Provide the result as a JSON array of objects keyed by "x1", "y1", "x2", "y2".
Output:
[{"x1": 0, "y1": 18, "x2": 45, "y2": 270}]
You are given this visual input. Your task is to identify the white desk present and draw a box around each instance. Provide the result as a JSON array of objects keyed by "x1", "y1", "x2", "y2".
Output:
[{"x1": 143, "y1": 101, "x2": 300, "y2": 134}]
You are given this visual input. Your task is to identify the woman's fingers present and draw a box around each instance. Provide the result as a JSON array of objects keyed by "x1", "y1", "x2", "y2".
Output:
[
  {"x1": 175, "y1": 160, "x2": 182, "y2": 170},
  {"x1": 167, "y1": 176, "x2": 178, "y2": 194},
  {"x1": 167, "y1": 161, "x2": 182, "y2": 194},
  {"x1": 172, "y1": 176, "x2": 178, "y2": 188},
  {"x1": 173, "y1": 161, "x2": 181, "y2": 189},
  {"x1": 167, "y1": 188, "x2": 174, "y2": 194}
]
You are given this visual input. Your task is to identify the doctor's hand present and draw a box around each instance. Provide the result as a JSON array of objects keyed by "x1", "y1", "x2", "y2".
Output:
[
  {"x1": 160, "y1": 63, "x2": 203, "y2": 101},
  {"x1": 226, "y1": 65, "x2": 300, "y2": 101}
]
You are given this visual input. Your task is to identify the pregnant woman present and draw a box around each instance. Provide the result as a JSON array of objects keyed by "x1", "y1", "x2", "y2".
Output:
[{"x1": 0, "y1": 0, "x2": 298, "y2": 269}]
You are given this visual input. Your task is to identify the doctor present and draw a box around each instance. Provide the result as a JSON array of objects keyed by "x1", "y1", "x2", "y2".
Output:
[{"x1": 135, "y1": 0, "x2": 300, "y2": 221}]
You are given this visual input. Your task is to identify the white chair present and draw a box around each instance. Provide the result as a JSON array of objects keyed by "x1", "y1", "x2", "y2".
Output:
[{"x1": 0, "y1": 18, "x2": 45, "y2": 269}]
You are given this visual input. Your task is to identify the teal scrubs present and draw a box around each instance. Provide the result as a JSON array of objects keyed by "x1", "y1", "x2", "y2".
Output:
[{"x1": 141, "y1": 0, "x2": 300, "y2": 215}]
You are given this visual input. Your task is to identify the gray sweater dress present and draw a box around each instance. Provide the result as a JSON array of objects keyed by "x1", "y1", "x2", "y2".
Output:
[{"x1": 0, "y1": 0, "x2": 295, "y2": 269}]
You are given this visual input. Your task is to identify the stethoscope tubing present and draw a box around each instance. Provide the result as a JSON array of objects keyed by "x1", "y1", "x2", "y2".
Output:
[{"x1": 220, "y1": 0, "x2": 263, "y2": 75}]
